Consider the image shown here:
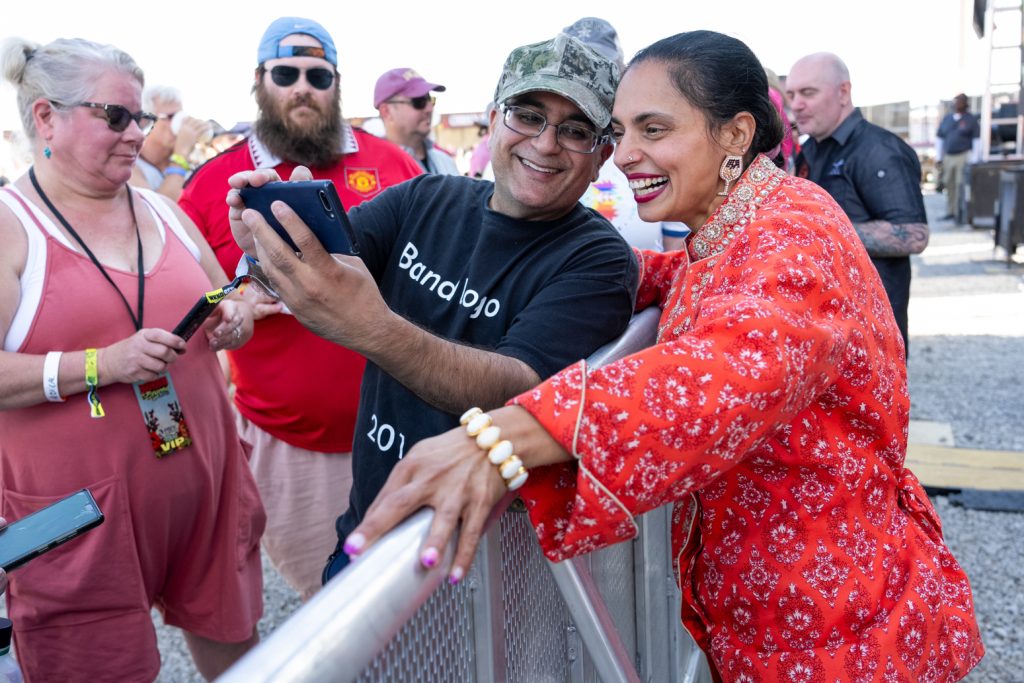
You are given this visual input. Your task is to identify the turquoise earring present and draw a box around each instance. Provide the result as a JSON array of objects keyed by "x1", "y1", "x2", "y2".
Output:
[{"x1": 43, "y1": 146, "x2": 52, "y2": 159}]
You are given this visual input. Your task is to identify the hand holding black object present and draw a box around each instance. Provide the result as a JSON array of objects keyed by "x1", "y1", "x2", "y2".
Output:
[{"x1": 171, "y1": 275, "x2": 250, "y2": 341}]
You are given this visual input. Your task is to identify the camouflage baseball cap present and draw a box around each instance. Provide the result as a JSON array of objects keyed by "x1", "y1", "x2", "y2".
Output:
[{"x1": 493, "y1": 33, "x2": 620, "y2": 130}]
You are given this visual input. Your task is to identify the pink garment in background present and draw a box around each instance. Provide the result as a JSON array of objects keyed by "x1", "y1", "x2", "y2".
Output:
[
  {"x1": 769, "y1": 87, "x2": 797, "y2": 168},
  {"x1": 468, "y1": 134, "x2": 491, "y2": 178}
]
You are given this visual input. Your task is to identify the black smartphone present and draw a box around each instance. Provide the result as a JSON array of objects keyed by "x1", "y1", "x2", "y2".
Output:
[
  {"x1": 239, "y1": 180, "x2": 359, "y2": 255},
  {"x1": 171, "y1": 274, "x2": 250, "y2": 341},
  {"x1": 0, "y1": 488, "x2": 104, "y2": 572}
]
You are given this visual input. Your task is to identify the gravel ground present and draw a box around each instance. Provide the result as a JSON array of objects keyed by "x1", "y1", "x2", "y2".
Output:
[
  {"x1": 909, "y1": 190, "x2": 1024, "y2": 683},
  {"x1": 3, "y1": 190, "x2": 1011, "y2": 682},
  {"x1": 153, "y1": 553, "x2": 300, "y2": 683}
]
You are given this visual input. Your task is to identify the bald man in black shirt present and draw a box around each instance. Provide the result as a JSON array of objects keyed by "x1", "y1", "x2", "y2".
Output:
[{"x1": 787, "y1": 52, "x2": 928, "y2": 356}]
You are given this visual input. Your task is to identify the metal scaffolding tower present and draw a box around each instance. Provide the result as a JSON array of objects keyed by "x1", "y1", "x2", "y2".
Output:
[{"x1": 981, "y1": 0, "x2": 1024, "y2": 159}]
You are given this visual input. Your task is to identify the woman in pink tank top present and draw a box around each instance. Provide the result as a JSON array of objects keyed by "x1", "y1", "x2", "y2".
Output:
[{"x1": 0, "y1": 37, "x2": 265, "y2": 682}]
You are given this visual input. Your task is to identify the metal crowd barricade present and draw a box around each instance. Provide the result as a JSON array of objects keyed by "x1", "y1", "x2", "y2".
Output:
[
  {"x1": 996, "y1": 166, "x2": 1024, "y2": 264},
  {"x1": 963, "y1": 159, "x2": 1023, "y2": 228},
  {"x1": 219, "y1": 308, "x2": 712, "y2": 683}
]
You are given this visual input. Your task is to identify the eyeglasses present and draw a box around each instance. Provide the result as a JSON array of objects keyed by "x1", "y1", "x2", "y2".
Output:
[
  {"x1": 500, "y1": 104, "x2": 607, "y2": 154},
  {"x1": 52, "y1": 101, "x2": 157, "y2": 135},
  {"x1": 266, "y1": 65, "x2": 335, "y2": 90},
  {"x1": 385, "y1": 95, "x2": 436, "y2": 110}
]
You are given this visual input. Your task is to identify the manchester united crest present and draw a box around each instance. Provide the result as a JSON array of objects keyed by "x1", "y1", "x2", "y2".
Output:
[{"x1": 346, "y1": 167, "x2": 381, "y2": 196}]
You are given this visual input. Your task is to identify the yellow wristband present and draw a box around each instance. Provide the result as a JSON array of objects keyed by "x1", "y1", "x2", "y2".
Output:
[
  {"x1": 84, "y1": 348, "x2": 104, "y2": 418},
  {"x1": 169, "y1": 153, "x2": 192, "y2": 171},
  {"x1": 205, "y1": 287, "x2": 227, "y2": 304}
]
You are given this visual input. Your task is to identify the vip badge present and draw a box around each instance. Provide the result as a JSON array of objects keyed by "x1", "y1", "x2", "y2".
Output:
[{"x1": 133, "y1": 373, "x2": 192, "y2": 457}]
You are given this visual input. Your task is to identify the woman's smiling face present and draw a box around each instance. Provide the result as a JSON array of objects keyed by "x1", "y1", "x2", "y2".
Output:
[{"x1": 611, "y1": 59, "x2": 730, "y2": 230}]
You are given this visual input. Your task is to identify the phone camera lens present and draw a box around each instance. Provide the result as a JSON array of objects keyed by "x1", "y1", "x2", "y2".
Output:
[{"x1": 318, "y1": 190, "x2": 333, "y2": 214}]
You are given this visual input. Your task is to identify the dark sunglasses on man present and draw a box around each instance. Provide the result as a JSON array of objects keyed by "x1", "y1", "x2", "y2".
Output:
[
  {"x1": 50, "y1": 100, "x2": 158, "y2": 135},
  {"x1": 384, "y1": 95, "x2": 435, "y2": 110},
  {"x1": 264, "y1": 65, "x2": 336, "y2": 91}
]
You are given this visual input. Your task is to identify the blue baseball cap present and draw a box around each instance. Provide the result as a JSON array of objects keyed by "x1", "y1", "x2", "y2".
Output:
[{"x1": 257, "y1": 17, "x2": 337, "y2": 67}]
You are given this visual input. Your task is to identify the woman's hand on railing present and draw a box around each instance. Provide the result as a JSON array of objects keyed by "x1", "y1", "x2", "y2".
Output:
[{"x1": 344, "y1": 423, "x2": 508, "y2": 585}]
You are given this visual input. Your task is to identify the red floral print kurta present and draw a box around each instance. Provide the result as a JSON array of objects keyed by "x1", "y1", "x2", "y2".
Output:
[{"x1": 513, "y1": 156, "x2": 983, "y2": 682}]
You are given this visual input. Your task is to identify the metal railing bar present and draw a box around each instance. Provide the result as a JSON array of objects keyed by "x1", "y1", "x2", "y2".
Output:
[
  {"x1": 469, "y1": 527, "x2": 506, "y2": 683},
  {"x1": 218, "y1": 508, "x2": 451, "y2": 683},
  {"x1": 547, "y1": 558, "x2": 642, "y2": 683},
  {"x1": 218, "y1": 307, "x2": 663, "y2": 682},
  {"x1": 634, "y1": 510, "x2": 674, "y2": 681}
]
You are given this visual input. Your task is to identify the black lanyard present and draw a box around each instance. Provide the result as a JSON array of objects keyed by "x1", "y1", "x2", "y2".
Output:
[{"x1": 29, "y1": 167, "x2": 145, "y2": 331}]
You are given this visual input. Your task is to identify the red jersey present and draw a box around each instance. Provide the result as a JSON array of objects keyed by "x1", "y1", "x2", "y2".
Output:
[
  {"x1": 180, "y1": 126, "x2": 421, "y2": 451},
  {"x1": 513, "y1": 156, "x2": 983, "y2": 682}
]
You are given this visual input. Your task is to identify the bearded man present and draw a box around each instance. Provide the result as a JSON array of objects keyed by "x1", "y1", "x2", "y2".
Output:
[{"x1": 179, "y1": 16, "x2": 421, "y2": 601}]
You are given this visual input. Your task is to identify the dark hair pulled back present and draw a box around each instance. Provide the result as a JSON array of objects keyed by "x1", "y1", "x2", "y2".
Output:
[{"x1": 631, "y1": 30, "x2": 784, "y2": 168}]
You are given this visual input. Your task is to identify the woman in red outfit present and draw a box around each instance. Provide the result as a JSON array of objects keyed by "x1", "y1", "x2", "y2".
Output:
[{"x1": 346, "y1": 31, "x2": 984, "y2": 682}]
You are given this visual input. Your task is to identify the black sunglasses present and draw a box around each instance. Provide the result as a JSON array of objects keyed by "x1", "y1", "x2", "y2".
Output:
[
  {"x1": 52, "y1": 101, "x2": 157, "y2": 134},
  {"x1": 266, "y1": 65, "x2": 335, "y2": 91},
  {"x1": 385, "y1": 95, "x2": 435, "y2": 110}
]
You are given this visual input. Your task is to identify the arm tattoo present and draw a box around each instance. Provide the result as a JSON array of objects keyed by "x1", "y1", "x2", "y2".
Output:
[{"x1": 852, "y1": 221, "x2": 929, "y2": 257}]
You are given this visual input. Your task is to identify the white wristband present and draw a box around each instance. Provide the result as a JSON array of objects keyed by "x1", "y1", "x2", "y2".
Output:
[{"x1": 43, "y1": 351, "x2": 64, "y2": 402}]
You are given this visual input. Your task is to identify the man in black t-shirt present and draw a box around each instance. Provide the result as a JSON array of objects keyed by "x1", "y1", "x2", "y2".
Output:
[
  {"x1": 228, "y1": 34, "x2": 637, "y2": 583},
  {"x1": 787, "y1": 52, "x2": 928, "y2": 355}
]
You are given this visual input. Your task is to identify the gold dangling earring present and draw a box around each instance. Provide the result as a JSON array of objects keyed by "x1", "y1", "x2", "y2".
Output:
[{"x1": 718, "y1": 155, "x2": 743, "y2": 196}]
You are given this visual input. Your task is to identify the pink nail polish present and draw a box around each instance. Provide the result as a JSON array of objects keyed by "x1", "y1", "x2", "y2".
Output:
[
  {"x1": 448, "y1": 567, "x2": 464, "y2": 585},
  {"x1": 343, "y1": 533, "x2": 365, "y2": 556},
  {"x1": 420, "y1": 547, "x2": 439, "y2": 568}
]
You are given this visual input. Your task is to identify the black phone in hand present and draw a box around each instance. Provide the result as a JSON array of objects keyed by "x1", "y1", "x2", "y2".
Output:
[
  {"x1": 171, "y1": 275, "x2": 250, "y2": 341},
  {"x1": 0, "y1": 488, "x2": 104, "y2": 572},
  {"x1": 239, "y1": 180, "x2": 359, "y2": 255}
]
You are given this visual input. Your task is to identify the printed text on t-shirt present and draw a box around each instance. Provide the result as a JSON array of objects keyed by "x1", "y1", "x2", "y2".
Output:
[
  {"x1": 367, "y1": 413, "x2": 407, "y2": 459},
  {"x1": 398, "y1": 242, "x2": 501, "y2": 319}
]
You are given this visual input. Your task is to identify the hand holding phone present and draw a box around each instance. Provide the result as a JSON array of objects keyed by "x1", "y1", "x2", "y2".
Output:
[
  {"x1": 239, "y1": 180, "x2": 358, "y2": 255},
  {"x1": 0, "y1": 489, "x2": 104, "y2": 572},
  {"x1": 171, "y1": 274, "x2": 250, "y2": 341}
]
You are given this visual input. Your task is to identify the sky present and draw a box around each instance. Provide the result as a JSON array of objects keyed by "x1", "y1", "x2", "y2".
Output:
[{"x1": 0, "y1": 0, "x2": 994, "y2": 136}]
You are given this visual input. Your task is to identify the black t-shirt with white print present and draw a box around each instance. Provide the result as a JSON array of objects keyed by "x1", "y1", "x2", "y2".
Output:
[{"x1": 336, "y1": 173, "x2": 638, "y2": 542}]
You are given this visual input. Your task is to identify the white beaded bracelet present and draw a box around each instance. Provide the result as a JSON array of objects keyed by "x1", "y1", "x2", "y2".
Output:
[
  {"x1": 459, "y1": 407, "x2": 529, "y2": 491},
  {"x1": 43, "y1": 351, "x2": 64, "y2": 403}
]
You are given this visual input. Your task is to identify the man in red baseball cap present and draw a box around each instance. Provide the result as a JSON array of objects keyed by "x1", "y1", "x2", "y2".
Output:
[{"x1": 374, "y1": 68, "x2": 459, "y2": 175}]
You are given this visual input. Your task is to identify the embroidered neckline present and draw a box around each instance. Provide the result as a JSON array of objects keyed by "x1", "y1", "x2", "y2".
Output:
[{"x1": 688, "y1": 154, "x2": 786, "y2": 262}]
